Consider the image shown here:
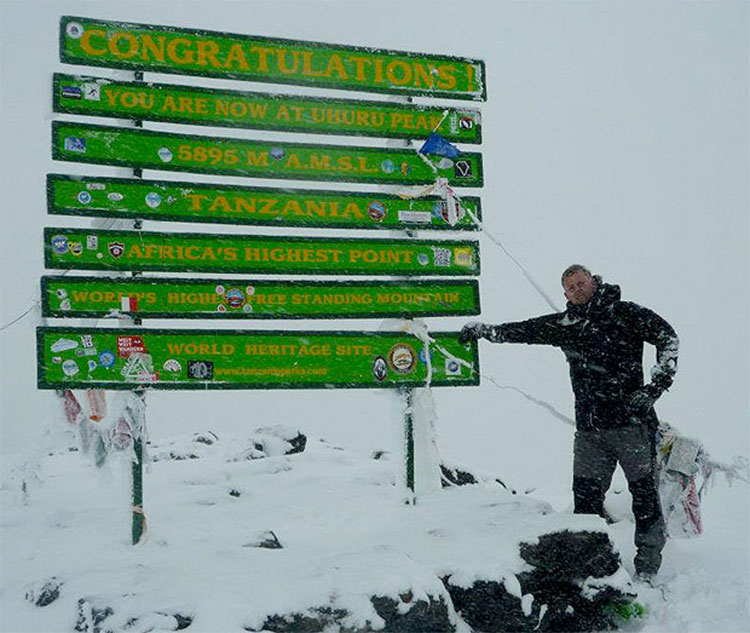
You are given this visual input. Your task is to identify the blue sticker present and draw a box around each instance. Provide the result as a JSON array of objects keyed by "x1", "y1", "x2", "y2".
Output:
[
  {"x1": 77, "y1": 191, "x2": 92, "y2": 205},
  {"x1": 51, "y1": 234, "x2": 68, "y2": 254},
  {"x1": 87, "y1": 360, "x2": 98, "y2": 372},
  {"x1": 270, "y1": 147, "x2": 285, "y2": 160},
  {"x1": 417, "y1": 253, "x2": 429, "y2": 266},
  {"x1": 64, "y1": 137, "x2": 86, "y2": 153},
  {"x1": 145, "y1": 192, "x2": 162, "y2": 208},
  {"x1": 61, "y1": 86, "x2": 82, "y2": 99},
  {"x1": 99, "y1": 351, "x2": 115, "y2": 368},
  {"x1": 418, "y1": 348, "x2": 434, "y2": 364},
  {"x1": 380, "y1": 160, "x2": 396, "y2": 174}
]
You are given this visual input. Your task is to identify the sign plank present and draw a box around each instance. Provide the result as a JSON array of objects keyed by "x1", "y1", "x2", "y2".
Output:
[
  {"x1": 37, "y1": 327, "x2": 480, "y2": 390},
  {"x1": 59, "y1": 17, "x2": 486, "y2": 101},
  {"x1": 52, "y1": 122, "x2": 484, "y2": 187},
  {"x1": 42, "y1": 276, "x2": 481, "y2": 319},
  {"x1": 44, "y1": 228, "x2": 480, "y2": 276},
  {"x1": 53, "y1": 74, "x2": 482, "y2": 143},
  {"x1": 47, "y1": 174, "x2": 482, "y2": 231}
]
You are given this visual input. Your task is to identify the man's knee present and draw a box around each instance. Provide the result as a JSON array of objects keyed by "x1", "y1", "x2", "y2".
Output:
[
  {"x1": 573, "y1": 476, "x2": 606, "y2": 516},
  {"x1": 629, "y1": 475, "x2": 662, "y2": 527}
]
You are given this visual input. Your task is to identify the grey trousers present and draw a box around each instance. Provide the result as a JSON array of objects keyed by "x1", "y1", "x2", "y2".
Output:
[{"x1": 573, "y1": 423, "x2": 666, "y2": 575}]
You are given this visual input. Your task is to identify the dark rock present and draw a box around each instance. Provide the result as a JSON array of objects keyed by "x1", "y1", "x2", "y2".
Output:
[
  {"x1": 256, "y1": 594, "x2": 454, "y2": 632},
  {"x1": 371, "y1": 594, "x2": 454, "y2": 632},
  {"x1": 193, "y1": 431, "x2": 218, "y2": 445},
  {"x1": 286, "y1": 432, "x2": 307, "y2": 455},
  {"x1": 24, "y1": 577, "x2": 63, "y2": 607},
  {"x1": 440, "y1": 464, "x2": 478, "y2": 487},
  {"x1": 75, "y1": 599, "x2": 113, "y2": 633},
  {"x1": 440, "y1": 463, "x2": 513, "y2": 493},
  {"x1": 258, "y1": 606, "x2": 349, "y2": 632},
  {"x1": 444, "y1": 530, "x2": 632, "y2": 632},
  {"x1": 519, "y1": 530, "x2": 621, "y2": 580},
  {"x1": 74, "y1": 598, "x2": 193, "y2": 632},
  {"x1": 243, "y1": 530, "x2": 283, "y2": 549}
]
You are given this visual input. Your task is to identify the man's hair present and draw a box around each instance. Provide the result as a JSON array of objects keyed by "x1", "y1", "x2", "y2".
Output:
[{"x1": 561, "y1": 264, "x2": 592, "y2": 286}]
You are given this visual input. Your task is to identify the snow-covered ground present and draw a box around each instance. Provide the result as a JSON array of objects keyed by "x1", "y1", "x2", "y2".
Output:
[{"x1": 1, "y1": 417, "x2": 747, "y2": 632}]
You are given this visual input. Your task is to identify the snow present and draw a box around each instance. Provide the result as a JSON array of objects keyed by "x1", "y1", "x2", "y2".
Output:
[{"x1": 2, "y1": 1, "x2": 749, "y2": 632}]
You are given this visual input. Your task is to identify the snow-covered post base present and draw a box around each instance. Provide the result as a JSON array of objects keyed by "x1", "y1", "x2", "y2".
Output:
[
  {"x1": 129, "y1": 389, "x2": 146, "y2": 544},
  {"x1": 403, "y1": 387, "x2": 416, "y2": 505}
]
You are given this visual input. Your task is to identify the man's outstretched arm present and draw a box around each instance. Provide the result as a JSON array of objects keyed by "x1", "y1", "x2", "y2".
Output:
[{"x1": 460, "y1": 313, "x2": 567, "y2": 347}]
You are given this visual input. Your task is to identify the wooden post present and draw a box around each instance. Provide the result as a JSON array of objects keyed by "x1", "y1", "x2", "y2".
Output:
[
  {"x1": 403, "y1": 386, "x2": 415, "y2": 504},
  {"x1": 131, "y1": 69, "x2": 145, "y2": 544}
]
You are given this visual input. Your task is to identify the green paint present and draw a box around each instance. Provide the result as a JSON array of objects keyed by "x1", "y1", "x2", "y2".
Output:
[
  {"x1": 59, "y1": 17, "x2": 486, "y2": 100},
  {"x1": 52, "y1": 122, "x2": 484, "y2": 187},
  {"x1": 44, "y1": 227, "x2": 480, "y2": 276},
  {"x1": 42, "y1": 276, "x2": 480, "y2": 319},
  {"x1": 47, "y1": 174, "x2": 481, "y2": 231},
  {"x1": 53, "y1": 74, "x2": 482, "y2": 143},
  {"x1": 37, "y1": 327, "x2": 480, "y2": 390}
]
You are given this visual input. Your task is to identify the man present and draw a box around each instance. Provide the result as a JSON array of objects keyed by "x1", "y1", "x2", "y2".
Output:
[{"x1": 460, "y1": 264, "x2": 679, "y2": 581}]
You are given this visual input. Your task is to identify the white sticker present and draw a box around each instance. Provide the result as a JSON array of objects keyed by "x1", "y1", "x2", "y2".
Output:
[
  {"x1": 65, "y1": 22, "x2": 84, "y2": 39},
  {"x1": 398, "y1": 210, "x2": 431, "y2": 223},
  {"x1": 62, "y1": 359, "x2": 80, "y2": 376},
  {"x1": 158, "y1": 147, "x2": 173, "y2": 163},
  {"x1": 445, "y1": 358, "x2": 462, "y2": 376},
  {"x1": 51, "y1": 338, "x2": 78, "y2": 353},
  {"x1": 83, "y1": 83, "x2": 101, "y2": 101}
]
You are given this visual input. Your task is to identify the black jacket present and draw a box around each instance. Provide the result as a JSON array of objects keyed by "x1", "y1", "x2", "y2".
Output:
[{"x1": 486, "y1": 280, "x2": 679, "y2": 430}]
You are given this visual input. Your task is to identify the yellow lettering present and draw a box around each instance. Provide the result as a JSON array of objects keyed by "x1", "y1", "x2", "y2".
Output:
[{"x1": 79, "y1": 29, "x2": 107, "y2": 56}]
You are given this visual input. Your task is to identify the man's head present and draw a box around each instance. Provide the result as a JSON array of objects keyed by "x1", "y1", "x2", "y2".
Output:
[{"x1": 561, "y1": 264, "x2": 598, "y2": 306}]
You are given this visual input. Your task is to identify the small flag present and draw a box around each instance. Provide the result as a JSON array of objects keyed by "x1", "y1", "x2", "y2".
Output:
[
  {"x1": 121, "y1": 296, "x2": 138, "y2": 312},
  {"x1": 418, "y1": 133, "x2": 461, "y2": 159}
]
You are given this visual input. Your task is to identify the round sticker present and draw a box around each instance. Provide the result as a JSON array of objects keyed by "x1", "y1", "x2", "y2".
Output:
[
  {"x1": 87, "y1": 360, "x2": 98, "y2": 372},
  {"x1": 245, "y1": 286, "x2": 255, "y2": 296},
  {"x1": 145, "y1": 192, "x2": 162, "y2": 208},
  {"x1": 367, "y1": 201, "x2": 386, "y2": 222},
  {"x1": 215, "y1": 284, "x2": 225, "y2": 295},
  {"x1": 51, "y1": 235, "x2": 68, "y2": 254},
  {"x1": 77, "y1": 191, "x2": 92, "y2": 205},
  {"x1": 56, "y1": 289, "x2": 68, "y2": 299},
  {"x1": 66, "y1": 22, "x2": 83, "y2": 39},
  {"x1": 99, "y1": 351, "x2": 115, "y2": 368},
  {"x1": 163, "y1": 359, "x2": 182, "y2": 372},
  {"x1": 62, "y1": 359, "x2": 80, "y2": 377},
  {"x1": 60, "y1": 299, "x2": 71, "y2": 311},
  {"x1": 387, "y1": 343, "x2": 416, "y2": 374},
  {"x1": 157, "y1": 147, "x2": 173, "y2": 163},
  {"x1": 270, "y1": 147, "x2": 285, "y2": 160},
  {"x1": 225, "y1": 288, "x2": 245, "y2": 309},
  {"x1": 242, "y1": 304, "x2": 254, "y2": 313},
  {"x1": 216, "y1": 304, "x2": 227, "y2": 313},
  {"x1": 380, "y1": 160, "x2": 396, "y2": 174},
  {"x1": 417, "y1": 253, "x2": 429, "y2": 266}
]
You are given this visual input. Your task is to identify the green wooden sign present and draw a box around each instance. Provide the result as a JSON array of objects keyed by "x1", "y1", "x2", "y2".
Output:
[
  {"x1": 47, "y1": 174, "x2": 481, "y2": 231},
  {"x1": 45, "y1": 228, "x2": 480, "y2": 276},
  {"x1": 37, "y1": 327, "x2": 480, "y2": 390},
  {"x1": 42, "y1": 276, "x2": 480, "y2": 319},
  {"x1": 59, "y1": 17, "x2": 486, "y2": 101},
  {"x1": 52, "y1": 122, "x2": 484, "y2": 187},
  {"x1": 53, "y1": 74, "x2": 482, "y2": 143}
]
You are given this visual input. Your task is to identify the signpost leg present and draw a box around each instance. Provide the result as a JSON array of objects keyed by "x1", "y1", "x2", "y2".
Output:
[
  {"x1": 404, "y1": 387, "x2": 415, "y2": 505},
  {"x1": 130, "y1": 389, "x2": 146, "y2": 544}
]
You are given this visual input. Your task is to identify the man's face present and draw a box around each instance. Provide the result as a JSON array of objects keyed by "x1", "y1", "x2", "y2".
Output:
[{"x1": 563, "y1": 270, "x2": 598, "y2": 306}]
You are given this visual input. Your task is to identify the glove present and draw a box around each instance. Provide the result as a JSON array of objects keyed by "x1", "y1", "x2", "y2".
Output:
[
  {"x1": 627, "y1": 383, "x2": 664, "y2": 416},
  {"x1": 459, "y1": 322, "x2": 495, "y2": 343}
]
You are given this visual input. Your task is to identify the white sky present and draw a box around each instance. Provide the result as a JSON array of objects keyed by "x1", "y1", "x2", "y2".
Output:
[{"x1": 1, "y1": 0, "x2": 748, "y2": 488}]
